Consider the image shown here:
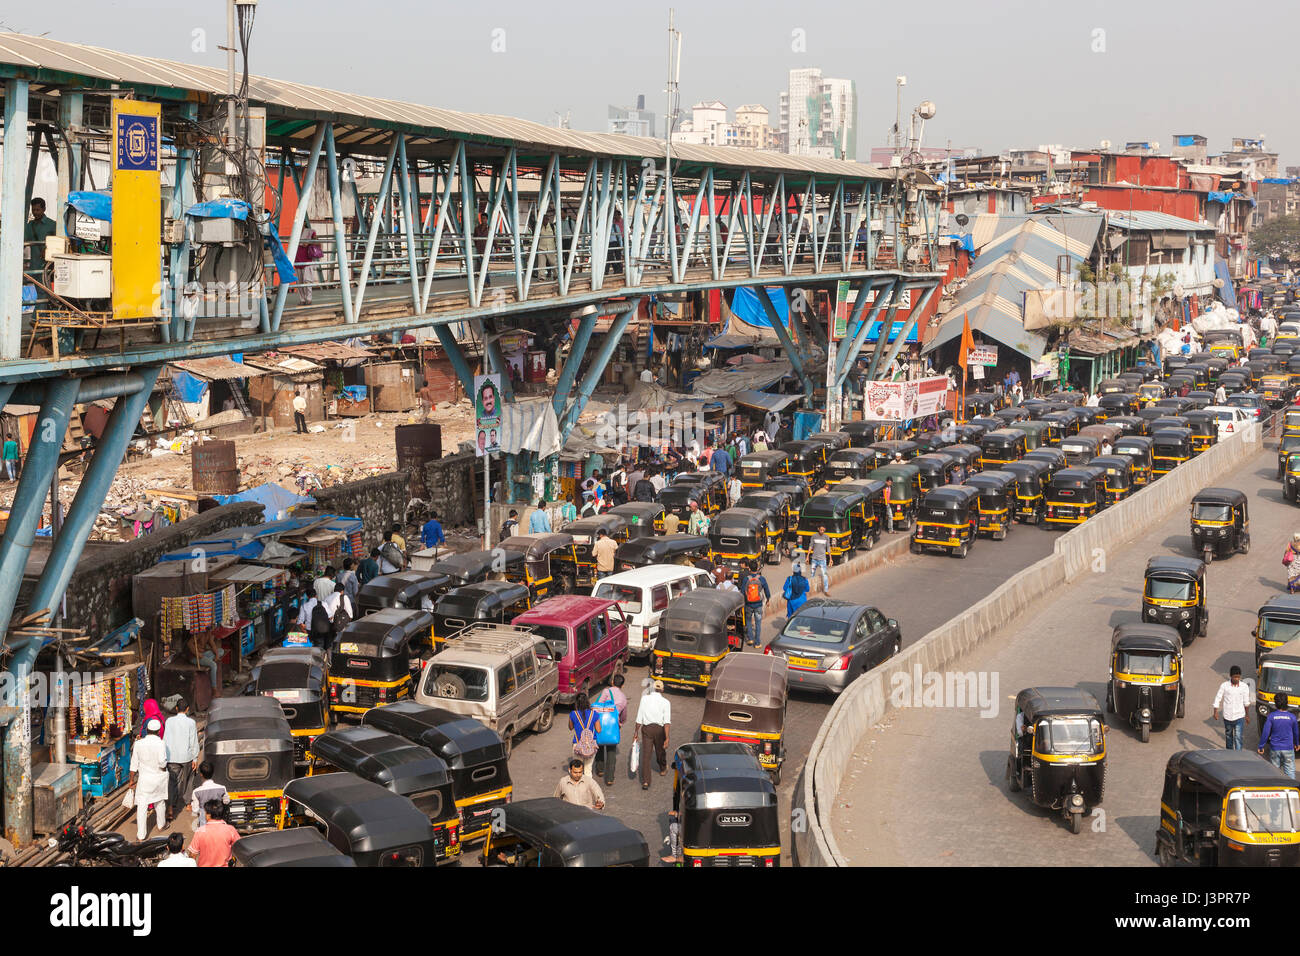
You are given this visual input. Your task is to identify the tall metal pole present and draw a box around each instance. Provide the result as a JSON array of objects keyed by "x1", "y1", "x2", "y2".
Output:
[
  {"x1": 483, "y1": 453, "x2": 492, "y2": 550},
  {"x1": 226, "y1": 0, "x2": 237, "y2": 142}
]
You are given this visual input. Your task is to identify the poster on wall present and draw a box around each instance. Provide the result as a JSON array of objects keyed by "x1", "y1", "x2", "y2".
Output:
[
  {"x1": 863, "y1": 376, "x2": 950, "y2": 421},
  {"x1": 474, "y1": 373, "x2": 502, "y2": 457}
]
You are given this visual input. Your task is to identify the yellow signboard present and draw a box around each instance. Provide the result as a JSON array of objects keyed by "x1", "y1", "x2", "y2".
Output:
[{"x1": 110, "y1": 99, "x2": 161, "y2": 320}]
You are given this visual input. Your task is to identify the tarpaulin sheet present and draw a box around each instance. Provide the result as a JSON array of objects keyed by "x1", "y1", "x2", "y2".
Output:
[
  {"x1": 1207, "y1": 191, "x2": 1236, "y2": 204},
  {"x1": 1215, "y1": 258, "x2": 1238, "y2": 310},
  {"x1": 499, "y1": 399, "x2": 561, "y2": 458},
  {"x1": 170, "y1": 369, "x2": 208, "y2": 403},
  {"x1": 264, "y1": 221, "x2": 300, "y2": 284},
  {"x1": 734, "y1": 390, "x2": 801, "y2": 412},
  {"x1": 186, "y1": 198, "x2": 251, "y2": 220},
  {"x1": 561, "y1": 422, "x2": 622, "y2": 462},
  {"x1": 728, "y1": 286, "x2": 789, "y2": 326},
  {"x1": 213, "y1": 482, "x2": 316, "y2": 521},
  {"x1": 342, "y1": 385, "x2": 367, "y2": 402},
  {"x1": 621, "y1": 380, "x2": 729, "y2": 417},
  {"x1": 863, "y1": 320, "x2": 919, "y2": 343},
  {"x1": 689, "y1": 359, "x2": 800, "y2": 398},
  {"x1": 66, "y1": 190, "x2": 112, "y2": 221}
]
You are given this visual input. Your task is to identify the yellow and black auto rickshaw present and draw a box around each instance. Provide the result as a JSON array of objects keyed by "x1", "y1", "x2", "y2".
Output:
[
  {"x1": 1006, "y1": 687, "x2": 1106, "y2": 834},
  {"x1": 911, "y1": 484, "x2": 979, "y2": 558},
  {"x1": 1150, "y1": 427, "x2": 1194, "y2": 478},
  {"x1": 1059, "y1": 434, "x2": 1100, "y2": 467},
  {"x1": 796, "y1": 489, "x2": 871, "y2": 562},
  {"x1": 1257, "y1": 637, "x2": 1300, "y2": 727},
  {"x1": 781, "y1": 439, "x2": 832, "y2": 490},
  {"x1": 1041, "y1": 410, "x2": 1081, "y2": 438},
  {"x1": 866, "y1": 462, "x2": 922, "y2": 531},
  {"x1": 658, "y1": 475, "x2": 727, "y2": 522},
  {"x1": 1189, "y1": 487, "x2": 1249, "y2": 564},
  {"x1": 203, "y1": 697, "x2": 295, "y2": 831},
  {"x1": 1114, "y1": 434, "x2": 1154, "y2": 486},
  {"x1": 614, "y1": 533, "x2": 711, "y2": 573},
  {"x1": 1008, "y1": 419, "x2": 1055, "y2": 450},
  {"x1": 555, "y1": 514, "x2": 630, "y2": 589},
  {"x1": 1156, "y1": 750, "x2": 1300, "y2": 867},
  {"x1": 912, "y1": 452, "x2": 959, "y2": 494},
  {"x1": 1002, "y1": 459, "x2": 1049, "y2": 524},
  {"x1": 865, "y1": 439, "x2": 921, "y2": 471},
  {"x1": 734, "y1": 489, "x2": 795, "y2": 546},
  {"x1": 979, "y1": 428, "x2": 1027, "y2": 469},
  {"x1": 245, "y1": 645, "x2": 329, "y2": 765},
  {"x1": 1105, "y1": 415, "x2": 1149, "y2": 438},
  {"x1": 834, "y1": 479, "x2": 887, "y2": 548},
  {"x1": 963, "y1": 470, "x2": 1018, "y2": 540},
  {"x1": 479, "y1": 798, "x2": 649, "y2": 867},
  {"x1": 1089, "y1": 454, "x2": 1135, "y2": 507},
  {"x1": 1044, "y1": 466, "x2": 1105, "y2": 526},
  {"x1": 1097, "y1": 392, "x2": 1140, "y2": 419},
  {"x1": 1181, "y1": 410, "x2": 1219, "y2": 455},
  {"x1": 1136, "y1": 381, "x2": 1166, "y2": 406},
  {"x1": 823, "y1": 447, "x2": 877, "y2": 487},
  {"x1": 736, "y1": 449, "x2": 790, "y2": 489},
  {"x1": 698, "y1": 653, "x2": 788, "y2": 783},
  {"x1": 497, "y1": 533, "x2": 578, "y2": 599},
  {"x1": 1142, "y1": 555, "x2": 1207, "y2": 645},
  {"x1": 363, "y1": 701, "x2": 513, "y2": 842},
  {"x1": 357, "y1": 570, "x2": 449, "y2": 652},
  {"x1": 652, "y1": 588, "x2": 744, "y2": 689},
  {"x1": 1283, "y1": 405, "x2": 1300, "y2": 440},
  {"x1": 763, "y1": 476, "x2": 812, "y2": 540},
  {"x1": 432, "y1": 581, "x2": 532, "y2": 645},
  {"x1": 607, "y1": 503, "x2": 666, "y2": 538},
  {"x1": 1254, "y1": 595, "x2": 1300, "y2": 668},
  {"x1": 328, "y1": 608, "x2": 431, "y2": 716},
  {"x1": 672, "y1": 742, "x2": 781, "y2": 866},
  {"x1": 1107, "y1": 623, "x2": 1184, "y2": 743},
  {"x1": 709, "y1": 507, "x2": 780, "y2": 573}
]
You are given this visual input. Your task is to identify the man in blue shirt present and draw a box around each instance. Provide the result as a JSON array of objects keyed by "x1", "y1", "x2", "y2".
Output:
[
  {"x1": 1259, "y1": 693, "x2": 1300, "y2": 778},
  {"x1": 709, "y1": 440, "x2": 732, "y2": 477},
  {"x1": 740, "y1": 560, "x2": 770, "y2": 648},
  {"x1": 421, "y1": 512, "x2": 445, "y2": 550},
  {"x1": 528, "y1": 499, "x2": 553, "y2": 533}
]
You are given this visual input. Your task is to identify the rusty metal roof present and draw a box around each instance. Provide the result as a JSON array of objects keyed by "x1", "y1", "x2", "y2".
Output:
[
  {"x1": 0, "y1": 33, "x2": 891, "y2": 180},
  {"x1": 276, "y1": 342, "x2": 374, "y2": 362},
  {"x1": 171, "y1": 357, "x2": 268, "y2": 380}
]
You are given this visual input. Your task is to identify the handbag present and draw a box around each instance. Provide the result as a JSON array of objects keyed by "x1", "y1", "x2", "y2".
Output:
[
  {"x1": 629, "y1": 738, "x2": 641, "y2": 774},
  {"x1": 592, "y1": 689, "x2": 621, "y2": 746},
  {"x1": 121, "y1": 788, "x2": 136, "y2": 810},
  {"x1": 573, "y1": 710, "x2": 599, "y2": 758}
]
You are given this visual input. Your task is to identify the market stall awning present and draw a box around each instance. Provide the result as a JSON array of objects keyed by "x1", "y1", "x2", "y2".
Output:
[
  {"x1": 171, "y1": 357, "x2": 268, "y2": 380},
  {"x1": 734, "y1": 390, "x2": 801, "y2": 413},
  {"x1": 276, "y1": 341, "x2": 374, "y2": 363}
]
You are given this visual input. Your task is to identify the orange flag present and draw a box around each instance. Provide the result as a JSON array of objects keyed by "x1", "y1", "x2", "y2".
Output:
[{"x1": 958, "y1": 312, "x2": 974, "y2": 369}]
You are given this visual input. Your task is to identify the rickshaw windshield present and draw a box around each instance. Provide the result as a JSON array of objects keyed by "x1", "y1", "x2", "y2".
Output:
[
  {"x1": 1260, "y1": 617, "x2": 1300, "y2": 645},
  {"x1": 530, "y1": 624, "x2": 570, "y2": 659},
  {"x1": 780, "y1": 616, "x2": 848, "y2": 645},
  {"x1": 1192, "y1": 503, "x2": 1232, "y2": 522},
  {"x1": 1288, "y1": 453, "x2": 1300, "y2": 472},
  {"x1": 593, "y1": 583, "x2": 642, "y2": 614},
  {"x1": 1226, "y1": 789, "x2": 1300, "y2": 834},
  {"x1": 1117, "y1": 650, "x2": 1174, "y2": 676},
  {"x1": 1259, "y1": 662, "x2": 1300, "y2": 696},
  {"x1": 1287, "y1": 413, "x2": 1300, "y2": 427},
  {"x1": 1147, "y1": 577, "x2": 1193, "y2": 601},
  {"x1": 1036, "y1": 717, "x2": 1103, "y2": 755}
]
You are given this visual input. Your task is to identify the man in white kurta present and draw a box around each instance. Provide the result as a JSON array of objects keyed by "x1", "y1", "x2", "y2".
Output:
[{"x1": 129, "y1": 719, "x2": 170, "y2": 840}]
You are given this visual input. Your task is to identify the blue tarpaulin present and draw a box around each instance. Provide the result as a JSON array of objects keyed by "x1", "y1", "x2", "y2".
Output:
[
  {"x1": 1214, "y1": 257, "x2": 1237, "y2": 310},
  {"x1": 941, "y1": 233, "x2": 975, "y2": 252},
  {"x1": 66, "y1": 190, "x2": 112, "y2": 221},
  {"x1": 186, "y1": 198, "x2": 251, "y2": 220},
  {"x1": 1263, "y1": 178, "x2": 1297, "y2": 185},
  {"x1": 264, "y1": 221, "x2": 299, "y2": 284},
  {"x1": 213, "y1": 482, "x2": 315, "y2": 521},
  {"x1": 171, "y1": 370, "x2": 208, "y2": 403},
  {"x1": 342, "y1": 385, "x2": 367, "y2": 402},
  {"x1": 729, "y1": 286, "x2": 789, "y2": 326},
  {"x1": 1207, "y1": 191, "x2": 1236, "y2": 204}
]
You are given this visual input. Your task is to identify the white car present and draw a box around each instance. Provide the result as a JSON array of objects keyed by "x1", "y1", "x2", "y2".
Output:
[{"x1": 1203, "y1": 405, "x2": 1252, "y2": 440}]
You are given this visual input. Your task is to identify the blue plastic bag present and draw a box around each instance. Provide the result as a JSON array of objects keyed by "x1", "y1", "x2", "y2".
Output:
[{"x1": 592, "y1": 688, "x2": 621, "y2": 745}]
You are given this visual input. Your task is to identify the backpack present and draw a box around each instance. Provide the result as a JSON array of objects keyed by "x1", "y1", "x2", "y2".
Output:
[
  {"x1": 309, "y1": 602, "x2": 332, "y2": 636},
  {"x1": 573, "y1": 710, "x2": 599, "y2": 758},
  {"x1": 331, "y1": 600, "x2": 352, "y2": 634},
  {"x1": 380, "y1": 541, "x2": 405, "y2": 570},
  {"x1": 744, "y1": 574, "x2": 763, "y2": 604}
]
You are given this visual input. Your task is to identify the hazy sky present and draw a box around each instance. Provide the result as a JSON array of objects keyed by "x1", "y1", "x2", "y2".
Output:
[{"x1": 5, "y1": 0, "x2": 1296, "y2": 167}]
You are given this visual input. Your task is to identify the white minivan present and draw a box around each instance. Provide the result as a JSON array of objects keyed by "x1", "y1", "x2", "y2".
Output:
[{"x1": 592, "y1": 565, "x2": 714, "y2": 657}]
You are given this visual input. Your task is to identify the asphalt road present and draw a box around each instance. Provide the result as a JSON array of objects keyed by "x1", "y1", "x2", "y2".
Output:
[
  {"x1": 833, "y1": 444, "x2": 1283, "y2": 866},
  {"x1": 504, "y1": 507, "x2": 1060, "y2": 863}
]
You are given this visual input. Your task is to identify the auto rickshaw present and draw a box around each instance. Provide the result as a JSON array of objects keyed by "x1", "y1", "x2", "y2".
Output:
[
  {"x1": 281, "y1": 772, "x2": 437, "y2": 866},
  {"x1": 429, "y1": 551, "x2": 499, "y2": 591},
  {"x1": 556, "y1": 514, "x2": 630, "y2": 588},
  {"x1": 913, "y1": 452, "x2": 959, "y2": 493},
  {"x1": 1113, "y1": 434, "x2": 1154, "y2": 485},
  {"x1": 1096, "y1": 377, "x2": 1128, "y2": 396},
  {"x1": 979, "y1": 428, "x2": 1027, "y2": 468},
  {"x1": 823, "y1": 447, "x2": 876, "y2": 487},
  {"x1": 1069, "y1": 406, "x2": 1101, "y2": 429},
  {"x1": 1150, "y1": 416, "x2": 1191, "y2": 436},
  {"x1": 230, "y1": 827, "x2": 356, "y2": 867},
  {"x1": 1107, "y1": 624, "x2": 1184, "y2": 743},
  {"x1": 433, "y1": 581, "x2": 532, "y2": 644},
  {"x1": 943, "y1": 443, "x2": 985, "y2": 476},
  {"x1": 968, "y1": 416, "x2": 1004, "y2": 436},
  {"x1": 1045, "y1": 466, "x2": 1106, "y2": 526},
  {"x1": 1150, "y1": 427, "x2": 1193, "y2": 477},
  {"x1": 307, "y1": 726, "x2": 461, "y2": 863},
  {"x1": 1285, "y1": 452, "x2": 1300, "y2": 504},
  {"x1": 479, "y1": 798, "x2": 649, "y2": 867},
  {"x1": 764, "y1": 476, "x2": 812, "y2": 537},
  {"x1": 614, "y1": 533, "x2": 712, "y2": 572},
  {"x1": 1136, "y1": 381, "x2": 1166, "y2": 406},
  {"x1": 496, "y1": 533, "x2": 578, "y2": 599},
  {"x1": 1079, "y1": 422, "x2": 1122, "y2": 449},
  {"x1": 698, "y1": 652, "x2": 788, "y2": 782},
  {"x1": 1003, "y1": 459, "x2": 1050, "y2": 524},
  {"x1": 672, "y1": 742, "x2": 781, "y2": 866},
  {"x1": 911, "y1": 485, "x2": 979, "y2": 558},
  {"x1": 835, "y1": 479, "x2": 887, "y2": 544},
  {"x1": 652, "y1": 588, "x2": 745, "y2": 689},
  {"x1": 865, "y1": 439, "x2": 921, "y2": 472},
  {"x1": 709, "y1": 507, "x2": 780, "y2": 573},
  {"x1": 1180, "y1": 410, "x2": 1219, "y2": 454},
  {"x1": 1041, "y1": 410, "x2": 1081, "y2": 438},
  {"x1": 1163, "y1": 354, "x2": 1190, "y2": 377},
  {"x1": 993, "y1": 406, "x2": 1031, "y2": 426},
  {"x1": 781, "y1": 439, "x2": 832, "y2": 489},
  {"x1": 839, "y1": 421, "x2": 883, "y2": 447},
  {"x1": 1142, "y1": 555, "x2": 1207, "y2": 644},
  {"x1": 1117, "y1": 371, "x2": 1146, "y2": 389},
  {"x1": 1186, "y1": 487, "x2": 1248, "y2": 564},
  {"x1": 357, "y1": 570, "x2": 451, "y2": 644},
  {"x1": 1218, "y1": 369, "x2": 1251, "y2": 395},
  {"x1": 735, "y1": 489, "x2": 795, "y2": 542},
  {"x1": 1088, "y1": 454, "x2": 1135, "y2": 506},
  {"x1": 607, "y1": 503, "x2": 666, "y2": 538},
  {"x1": 1008, "y1": 419, "x2": 1054, "y2": 449},
  {"x1": 949, "y1": 423, "x2": 988, "y2": 445},
  {"x1": 736, "y1": 449, "x2": 790, "y2": 488},
  {"x1": 964, "y1": 470, "x2": 1018, "y2": 540},
  {"x1": 796, "y1": 490, "x2": 871, "y2": 562},
  {"x1": 1257, "y1": 638, "x2": 1300, "y2": 725},
  {"x1": 1059, "y1": 434, "x2": 1100, "y2": 467},
  {"x1": 1105, "y1": 415, "x2": 1149, "y2": 437},
  {"x1": 963, "y1": 391, "x2": 1000, "y2": 418},
  {"x1": 1255, "y1": 596, "x2": 1300, "y2": 668},
  {"x1": 245, "y1": 646, "x2": 329, "y2": 765},
  {"x1": 1022, "y1": 446, "x2": 1067, "y2": 480},
  {"x1": 658, "y1": 475, "x2": 727, "y2": 520},
  {"x1": 328, "y1": 608, "x2": 431, "y2": 715},
  {"x1": 1287, "y1": 354, "x2": 1300, "y2": 389},
  {"x1": 912, "y1": 431, "x2": 953, "y2": 455},
  {"x1": 808, "y1": 431, "x2": 851, "y2": 455},
  {"x1": 1154, "y1": 395, "x2": 1196, "y2": 415},
  {"x1": 1054, "y1": 390, "x2": 1088, "y2": 406},
  {"x1": 363, "y1": 701, "x2": 512, "y2": 842},
  {"x1": 867, "y1": 463, "x2": 921, "y2": 530},
  {"x1": 1006, "y1": 687, "x2": 1106, "y2": 834},
  {"x1": 1284, "y1": 406, "x2": 1300, "y2": 440},
  {"x1": 1184, "y1": 390, "x2": 1215, "y2": 411},
  {"x1": 1156, "y1": 750, "x2": 1300, "y2": 867},
  {"x1": 204, "y1": 697, "x2": 295, "y2": 831},
  {"x1": 1280, "y1": 436, "x2": 1300, "y2": 479}
]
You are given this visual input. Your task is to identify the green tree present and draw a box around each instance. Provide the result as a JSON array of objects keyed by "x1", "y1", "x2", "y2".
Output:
[{"x1": 1252, "y1": 214, "x2": 1300, "y2": 263}]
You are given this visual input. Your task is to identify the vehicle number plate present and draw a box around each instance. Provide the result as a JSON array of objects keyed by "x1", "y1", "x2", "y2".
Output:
[{"x1": 789, "y1": 656, "x2": 820, "y2": 668}]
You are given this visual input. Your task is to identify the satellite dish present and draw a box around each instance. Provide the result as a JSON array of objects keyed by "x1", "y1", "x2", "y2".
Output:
[
  {"x1": 1151, "y1": 141, "x2": 1160, "y2": 152},
  {"x1": 917, "y1": 100, "x2": 937, "y2": 120},
  {"x1": 955, "y1": 213, "x2": 969, "y2": 227},
  {"x1": 1099, "y1": 139, "x2": 1112, "y2": 151}
]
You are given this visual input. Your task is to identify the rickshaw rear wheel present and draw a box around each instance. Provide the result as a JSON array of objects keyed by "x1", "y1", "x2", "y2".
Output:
[
  {"x1": 955, "y1": 542, "x2": 969, "y2": 559},
  {"x1": 1105, "y1": 686, "x2": 1114, "y2": 713},
  {"x1": 1241, "y1": 536, "x2": 1250, "y2": 555},
  {"x1": 1157, "y1": 840, "x2": 1175, "y2": 867},
  {"x1": 1005, "y1": 756, "x2": 1022, "y2": 792},
  {"x1": 770, "y1": 767, "x2": 781, "y2": 786},
  {"x1": 910, "y1": 539, "x2": 921, "y2": 554},
  {"x1": 1069, "y1": 811, "x2": 1083, "y2": 834},
  {"x1": 1139, "y1": 723, "x2": 1151, "y2": 743},
  {"x1": 500, "y1": 733, "x2": 513, "y2": 759}
]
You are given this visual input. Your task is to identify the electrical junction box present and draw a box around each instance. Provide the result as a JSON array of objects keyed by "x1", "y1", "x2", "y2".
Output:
[
  {"x1": 51, "y1": 254, "x2": 111, "y2": 299},
  {"x1": 192, "y1": 217, "x2": 242, "y2": 244}
]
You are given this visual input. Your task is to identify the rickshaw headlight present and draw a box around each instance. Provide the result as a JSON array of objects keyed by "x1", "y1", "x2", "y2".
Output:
[
  {"x1": 1117, "y1": 680, "x2": 1127, "y2": 689},
  {"x1": 1140, "y1": 708, "x2": 1152, "y2": 719},
  {"x1": 1180, "y1": 610, "x2": 1191, "y2": 620}
]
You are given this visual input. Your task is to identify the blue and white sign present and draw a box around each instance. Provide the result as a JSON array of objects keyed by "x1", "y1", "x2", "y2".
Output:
[{"x1": 115, "y1": 113, "x2": 159, "y2": 172}]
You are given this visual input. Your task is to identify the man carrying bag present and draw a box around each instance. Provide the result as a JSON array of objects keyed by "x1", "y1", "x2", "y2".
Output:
[{"x1": 591, "y1": 678, "x2": 626, "y2": 787}]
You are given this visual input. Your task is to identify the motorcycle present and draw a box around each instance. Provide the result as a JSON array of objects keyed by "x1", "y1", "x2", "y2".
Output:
[{"x1": 52, "y1": 803, "x2": 171, "y2": 867}]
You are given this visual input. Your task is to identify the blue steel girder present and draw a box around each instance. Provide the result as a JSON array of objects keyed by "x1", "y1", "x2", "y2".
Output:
[
  {"x1": 874, "y1": 280, "x2": 941, "y2": 378},
  {"x1": 558, "y1": 297, "x2": 646, "y2": 438},
  {"x1": 755, "y1": 284, "x2": 815, "y2": 400},
  {"x1": 835, "y1": 276, "x2": 895, "y2": 385}
]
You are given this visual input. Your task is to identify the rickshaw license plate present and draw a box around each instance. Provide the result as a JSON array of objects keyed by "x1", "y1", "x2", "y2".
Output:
[{"x1": 789, "y1": 656, "x2": 820, "y2": 668}]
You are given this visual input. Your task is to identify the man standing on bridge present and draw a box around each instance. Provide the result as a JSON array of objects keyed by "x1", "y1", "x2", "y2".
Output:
[{"x1": 1212, "y1": 665, "x2": 1251, "y2": 750}]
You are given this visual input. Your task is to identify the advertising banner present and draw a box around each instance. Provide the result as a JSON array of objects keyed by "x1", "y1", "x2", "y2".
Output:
[
  {"x1": 474, "y1": 373, "x2": 502, "y2": 456},
  {"x1": 863, "y1": 375, "x2": 950, "y2": 421}
]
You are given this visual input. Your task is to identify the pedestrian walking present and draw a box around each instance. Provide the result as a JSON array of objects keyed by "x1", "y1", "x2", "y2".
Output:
[
  {"x1": 633, "y1": 678, "x2": 672, "y2": 791},
  {"x1": 528, "y1": 499, "x2": 552, "y2": 533},
  {"x1": 553, "y1": 758, "x2": 605, "y2": 810},
  {"x1": 357, "y1": 548, "x2": 380, "y2": 586},
  {"x1": 1284, "y1": 533, "x2": 1300, "y2": 593},
  {"x1": 420, "y1": 511, "x2": 446, "y2": 551},
  {"x1": 292, "y1": 389, "x2": 309, "y2": 434},
  {"x1": 188, "y1": 800, "x2": 241, "y2": 866},
  {"x1": 592, "y1": 528, "x2": 618, "y2": 581},
  {"x1": 687, "y1": 499, "x2": 710, "y2": 536},
  {"x1": 883, "y1": 479, "x2": 895, "y2": 533},
  {"x1": 783, "y1": 563, "x2": 810, "y2": 619},
  {"x1": 314, "y1": 567, "x2": 336, "y2": 603},
  {"x1": 740, "y1": 560, "x2": 770, "y2": 648},
  {"x1": 162, "y1": 698, "x2": 199, "y2": 823},
  {"x1": 728, "y1": 475, "x2": 743, "y2": 508},
  {"x1": 190, "y1": 761, "x2": 230, "y2": 830},
  {"x1": 592, "y1": 676, "x2": 626, "y2": 788},
  {"x1": 128, "y1": 718, "x2": 169, "y2": 841},
  {"x1": 1212, "y1": 665, "x2": 1252, "y2": 750},
  {"x1": 804, "y1": 524, "x2": 832, "y2": 594},
  {"x1": 337, "y1": 558, "x2": 360, "y2": 604},
  {"x1": 2, "y1": 434, "x2": 17, "y2": 482},
  {"x1": 1259, "y1": 693, "x2": 1300, "y2": 778},
  {"x1": 569, "y1": 692, "x2": 601, "y2": 779}
]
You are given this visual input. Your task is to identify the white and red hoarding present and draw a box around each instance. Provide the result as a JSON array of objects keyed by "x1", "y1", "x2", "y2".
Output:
[{"x1": 863, "y1": 376, "x2": 950, "y2": 421}]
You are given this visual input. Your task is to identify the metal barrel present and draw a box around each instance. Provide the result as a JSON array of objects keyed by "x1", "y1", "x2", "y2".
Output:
[
  {"x1": 396, "y1": 423, "x2": 442, "y2": 499},
  {"x1": 192, "y1": 439, "x2": 239, "y2": 495}
]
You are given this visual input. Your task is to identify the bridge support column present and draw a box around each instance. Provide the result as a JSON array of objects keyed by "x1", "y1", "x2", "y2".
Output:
[
  {"x1": 835, "y1": 278, "x2": 894, "y2": 382},
  {"x1": 1, "y1": 79, "x2": 29, "y2": 361},
  {"x1": 870, "y1": 282, "x2": 940, "y2": 383},
  {"x1": 755, "y1": 286, "x2": 816, "y2": 401},
  {"x1": 552, "y1": 308, "x2": 600, "y2": 419},
  {"x1": 559, "y1": 297, "x2": 646, "y2": 438}
]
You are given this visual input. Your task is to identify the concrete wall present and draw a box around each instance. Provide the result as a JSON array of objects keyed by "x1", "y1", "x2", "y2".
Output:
[
  {"x1": 310, "y1": 471, "x2": 412, "y2": 553},
  {"x1": 793, "y1": 425, "x2": 1263, "y2": 867},
  {"x1": 17, "y1": 502, "x2": 265, "y2": 641},
  {"x1": 422, "y1": 452, "x2": 476, "y2": 528}
]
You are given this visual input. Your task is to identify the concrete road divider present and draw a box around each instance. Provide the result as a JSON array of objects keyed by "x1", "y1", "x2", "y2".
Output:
[{"x1": 792, "y1": 428, "x2": 1261, "y2": 867}]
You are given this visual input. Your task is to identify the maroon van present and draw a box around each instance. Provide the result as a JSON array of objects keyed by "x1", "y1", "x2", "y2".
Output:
[{"x1": 513, "y1": 596, "x2": 629, "y2": 705}]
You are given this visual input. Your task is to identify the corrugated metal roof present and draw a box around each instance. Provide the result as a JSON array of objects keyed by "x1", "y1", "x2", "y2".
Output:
[
  {"x1": 0, "y1": 33, "x2": 891, "y2": 180},
  {"x1": 1105, "y1": 210, "x2": 1215, "y2": 233},
  {"x1": 276, "y1": 342, "x2": 373, "y2": 362},
  {"x1": 969, "y1": 212, "x2": 1105, "y2": 253},
  {"x1": 171, "y1": 357, "x2": 267, "y2": 380}
]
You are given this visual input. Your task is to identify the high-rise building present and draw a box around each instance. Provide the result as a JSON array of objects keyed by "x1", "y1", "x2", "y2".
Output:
[
  {"x1": 608, "y1": 94, "x2": 657, "y2": 139},
  {"x1": 779, "y1": 68, "x2": 857, "y2": 159}
]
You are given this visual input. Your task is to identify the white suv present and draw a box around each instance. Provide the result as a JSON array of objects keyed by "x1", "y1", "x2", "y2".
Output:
[{"x1": 1204, "y1": 405, "x2": 1252, "y2": 441}]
